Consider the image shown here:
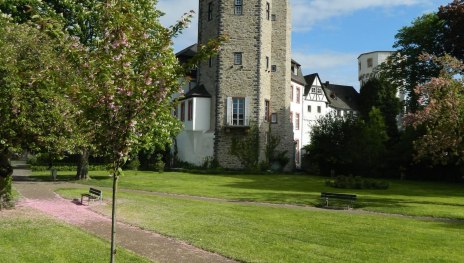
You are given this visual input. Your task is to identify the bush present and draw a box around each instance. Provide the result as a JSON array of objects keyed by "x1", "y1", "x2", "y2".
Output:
[
  {"x1": 326, "y1": 175, "x2": 389, "y2": 190},
  {"x1": 31, "y1": 164, "x2": 109, "y2": 172},
  {"x1": 126, "y1": 158, "x2": 140, "y2": 171},
  {"x1": 154, "y1": 154, "x2": 165, "y2": 173}
]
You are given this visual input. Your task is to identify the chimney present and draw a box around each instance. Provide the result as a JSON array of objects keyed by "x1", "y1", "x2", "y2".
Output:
[{"x1": 325, "y1": 81, "x2": 330, "y2": 86}]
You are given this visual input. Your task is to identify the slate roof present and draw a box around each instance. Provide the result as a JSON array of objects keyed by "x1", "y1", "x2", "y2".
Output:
[
  {"x1": 181, "y1": 84, "x2": 211, "y2": 100},
  {"x1": 291, "y1": 59, "x2": 307, "y2": 86},
  {"x1": 323, "y1": 83, "x2": 359, "y2": 111},
  {"x1": 176, "y1": 44, "x2": 198, "y2": 63}
]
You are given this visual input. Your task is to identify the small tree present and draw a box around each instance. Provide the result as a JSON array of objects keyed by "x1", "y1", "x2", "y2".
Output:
[{"x1": 73, "y1": 1, "x2": 223, "y2": 261}]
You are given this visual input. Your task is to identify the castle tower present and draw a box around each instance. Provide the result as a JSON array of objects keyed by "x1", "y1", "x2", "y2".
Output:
[{"x1": 197, "y1": 0, "x2": 294, "y2": 170}]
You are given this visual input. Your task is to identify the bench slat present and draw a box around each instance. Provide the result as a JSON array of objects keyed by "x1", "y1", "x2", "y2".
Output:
[{"x1": 321, "y1": 192, "x2": 356, "y2": 200}]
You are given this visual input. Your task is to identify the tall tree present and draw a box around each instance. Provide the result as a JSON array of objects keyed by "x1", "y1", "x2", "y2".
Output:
[
  {"x1": 381, "y1": 13, "x2": 445, "y2": 113},
  {"x1": 438, "y1": 0, "x2": 464, "y2": 62},
  {"x1": 359, "y1": 77, "x2": 401, "y2": 139},
  {"x1": 0, "y1": 15, "x2": 81, "y2": 205}
]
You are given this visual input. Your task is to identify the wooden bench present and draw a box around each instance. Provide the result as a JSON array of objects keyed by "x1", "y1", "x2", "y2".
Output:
[
  {"x1": 321, "y1": 192, "x2": 357, "y2": 208},
  {"x1": 81, "y1": 188, "x2": 102, "y2": 205}
]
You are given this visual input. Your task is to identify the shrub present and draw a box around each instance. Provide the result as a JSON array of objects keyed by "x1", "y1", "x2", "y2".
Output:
[
  {"x1": 154, "y1": 154, "x2": 165, "y2": 173},
  {"x1": 326, "y1": 175, "x2": 389, "y2": 190},
  {"x1": 31, "y1": 164, "x2": 109, "y2": 172},
  {"x1": 126, "y1": 158, "x2": 141, "y2": 171}
]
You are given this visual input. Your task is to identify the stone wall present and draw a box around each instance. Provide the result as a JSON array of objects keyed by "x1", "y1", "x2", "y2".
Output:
[
  {"x1": 196, "y1": 0, "x2": 294, "y2": 170},
  {"x1": 270, "y1": 0, "x2": 294, "y2": 171}
]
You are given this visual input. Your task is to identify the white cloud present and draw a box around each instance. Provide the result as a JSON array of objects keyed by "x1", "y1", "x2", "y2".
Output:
[
  {"x1": 293, "y1": 51, "x2": 356, "y2": 70},
  {"x1": 293, "y1": 51, "x2": 360, "y2": 89},
  {"x1": 291, "y1": 0, "x2": 429, "y2": 32}
]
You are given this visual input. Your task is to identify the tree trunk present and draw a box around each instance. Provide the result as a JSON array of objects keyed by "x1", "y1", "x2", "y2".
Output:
[
  {"x1": 110, "y1": 165, "x2": 119, "y2": 263},
  {"x1": 76, "y1": 149, "x2": 89, "y2": 180},
  {"x1": 0, "y1": 149, "x2": 13, "y2": 206}
]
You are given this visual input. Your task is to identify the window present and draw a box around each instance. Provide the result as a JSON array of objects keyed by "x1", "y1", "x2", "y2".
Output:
[
  {"x1": 295, "y1": 140, "x2": 300, "y2": 164},
  {"x1": 208, "y1": 2, "x2": 213, "y2": 21},
  {"x1": 232, "y1": 98, "x2": 245, "y2": 125},
  {"x1": 317, "y1": 106, "x2": 321, "y2": 113},
  {"x1": 271, "y1": 14, "x2": 276, "y2": 21},
  {"x1": 317, "y1": 88, "x2": 322, "y2": 94},
  {"x1": 308, "y1": 105, "x2": 311, "y2": 112},
  {"x1": 271, "y1": 113, "x2": 277, "y2": 123},
  {"x1": 234, "y1": 52, "x2": 242, "y2": 65},
  {"x1": 208, "y1": 56, "x2": 212, "y2": 67},
  {"x1": 235, "y1": 0, "x2": 243, "y2": 15},
  {"x1": 311, "y1": 87, "x2": 316, "y2": 93},
  {"x1": 266, "y1": 56, "x2": 269, "y2": 70},
  {"x1": 271, "y1": 65, "x2": 277, "y2": 72},
  {"x1": 180, "y1": 101, "x2": 185, "y2": 121},
  {"x1": 226, "y1": 97, "x2": 249, "y2": 126},
  {"x1": 173, "y1": 107, "x2": 178, "y2": 118},
  {"x1": 337, "y1": 109, "x2": 341, "y2": 116},
  {"x1": 266, "y1": 2, "x2": 270, "y2": 20},
  {"x1": 367, "y1": 58, "x2": 373, "y2": 68},
  {"x1": 187, "y1": 100, "x2": 193, "y2": 121},
  {"x1": 296, "y1": 87, "x2": 300, "y2": 104},
  {"x1": 290, "y1": 85, "x2": 294, "y2": 100},
  {"x1": 295, "y1": 113, "x2": 300, "y2": 130},
  {"x1": 265, "y1": 100, "x2": 270, "y2": 121},
  {"x1": 290, "y1": 112, "x2": 293, "y2": 123}
]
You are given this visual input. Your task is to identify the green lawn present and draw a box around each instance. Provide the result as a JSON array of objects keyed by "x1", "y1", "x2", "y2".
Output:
[
  {"x1": 0, "y1": 208, "x2": 150, "y2": 263},
  {"x1": 34, "y1": 170, "x2": 464, "y2": 219},
  {"x1": 56, "y1": 188, "x2": 464, "y2": 263}
]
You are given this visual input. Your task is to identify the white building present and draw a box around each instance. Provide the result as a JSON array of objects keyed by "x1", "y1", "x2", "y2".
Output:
[
  {"x1": 301, "y1": 73, "x2": 329, "y2": 149},
  {"x1": 290, "y1": 60, "x2": 306, "y2": 167},
  {"x1": 358, "y1": 51, "x2": 394, "y2": 86},
  {"x1": 301, "y1": 74, "x2": 359, "y2": 144},
  {"x1": 358, "y1": 50, "x2": 406, "y2": 128}
]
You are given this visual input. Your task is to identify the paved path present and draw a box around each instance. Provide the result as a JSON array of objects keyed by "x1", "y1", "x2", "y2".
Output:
[{"x1": 12, "y1": 162, "x2": 236, "y2": 263}]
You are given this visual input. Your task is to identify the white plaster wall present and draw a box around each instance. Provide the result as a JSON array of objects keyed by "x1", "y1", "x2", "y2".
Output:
[
  {"x1": 176, "y1": 130, "x2": 215, "y2": 165},
  {"x1": 290, "y1": 81, "x2": 304, "y2": 166},
  {"x1": 193, "y1": 97, "x2": 211, "y2": 131},
  {"x1": 358, "y1": 51, "x2": 394, "y2": 85}
]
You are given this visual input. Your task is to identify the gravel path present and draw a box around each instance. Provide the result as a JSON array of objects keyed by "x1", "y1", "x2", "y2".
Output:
[{"x1": 12, "y1": 162, "x2": 237, "y2": 263}]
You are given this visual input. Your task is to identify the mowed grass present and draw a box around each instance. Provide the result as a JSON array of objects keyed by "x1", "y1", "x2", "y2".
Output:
[
  {"x1": 0, "y1": 208, "x2": 150, "y2": 263},
  {"x1": 34, "y1": 170, "x2": 464, "y2": 219},
  {"x1": 56, "y1": 188, "x2": 464, "y2": 263}
]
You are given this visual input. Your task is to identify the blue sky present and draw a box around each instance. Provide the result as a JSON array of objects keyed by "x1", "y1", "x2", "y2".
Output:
[{"x1": 158, "y1": 0, "x2": 451, "y2": 90}]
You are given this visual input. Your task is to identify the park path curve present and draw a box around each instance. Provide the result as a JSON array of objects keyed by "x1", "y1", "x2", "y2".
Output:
[{"x1": 12, "y1": 161, "x2": 237, "y2": 263}]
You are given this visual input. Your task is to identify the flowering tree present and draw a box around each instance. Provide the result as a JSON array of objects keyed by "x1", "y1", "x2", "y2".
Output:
[
  {"x1": 404, "y1": 55, "x2": 464, "y2": 165},
  {"x1": 74, "y1": 1, "x2": 225, "y2": 261}
]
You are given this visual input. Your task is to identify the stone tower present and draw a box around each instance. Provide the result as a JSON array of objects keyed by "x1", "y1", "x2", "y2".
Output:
[{"x1": 197, "y1": 0, "x2": 294, "y2": 170}]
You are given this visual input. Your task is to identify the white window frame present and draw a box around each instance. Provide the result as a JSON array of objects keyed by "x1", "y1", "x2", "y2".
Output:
[{"x1": 226, "y1": 97, "x2": 250, "y2": 126}]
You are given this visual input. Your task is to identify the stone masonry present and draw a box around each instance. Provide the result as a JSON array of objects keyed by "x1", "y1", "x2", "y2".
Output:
[{"x1": 197, "y1": 0, "x2": 294, "y2": 170}]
